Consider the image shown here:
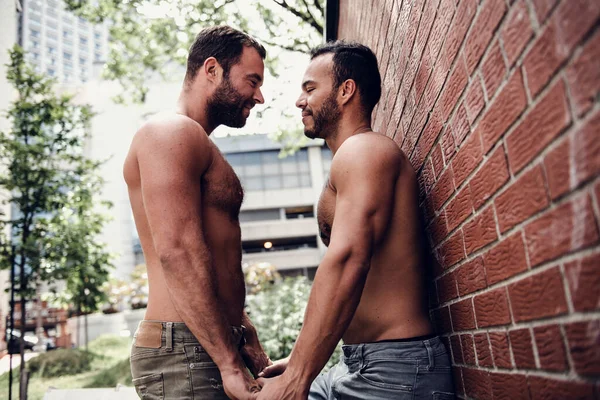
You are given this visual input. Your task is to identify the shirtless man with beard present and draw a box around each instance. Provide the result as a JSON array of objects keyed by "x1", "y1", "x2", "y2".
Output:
[
  {"x1": 124, "y1": 26, "x2": 270, "y2": 400},
  {"x1": 258, "y1": 41, "x2": 454, "y2": 400}
]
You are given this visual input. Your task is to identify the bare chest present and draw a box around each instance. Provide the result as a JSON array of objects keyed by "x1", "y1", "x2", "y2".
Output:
[
  {"x1": 202, "y1": 148, "x2": 244, "y2": 220},
  {"x1": 317, "y1": 179, "x2": 336, "y2": 247}
]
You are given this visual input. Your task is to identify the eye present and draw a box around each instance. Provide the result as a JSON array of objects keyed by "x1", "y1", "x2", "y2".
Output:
[
  {"x1": 306, "y1": 87, "x2": 315, "y2": 93},
  {"x1": 249, "y1": 80, "x2": 258, "y2": 88}
]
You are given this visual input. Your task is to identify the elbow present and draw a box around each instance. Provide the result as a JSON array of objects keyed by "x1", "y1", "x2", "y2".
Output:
[
  {"x1": 329, "y1": 244, "x2": 372, "y2": 275},
  {"x1": 156, "y1": 246, "x2": 188, "y2": 269}
]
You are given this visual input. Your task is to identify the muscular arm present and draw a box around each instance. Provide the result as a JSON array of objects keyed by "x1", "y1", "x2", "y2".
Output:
[
  {"x1": 284, "y1": 137, "x2": 400, "y2": 391},
  {"x1": 136, "y1": 122, "x2": 246, "y2": 376}
]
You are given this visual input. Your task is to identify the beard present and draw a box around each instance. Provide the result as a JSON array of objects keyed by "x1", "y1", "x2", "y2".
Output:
[
  {"x1": 303, "y1": 90, "x2": 341, "y2": 139},
  {"x1": 208, "y1": 76, "x2": 253, "y2": 128}
]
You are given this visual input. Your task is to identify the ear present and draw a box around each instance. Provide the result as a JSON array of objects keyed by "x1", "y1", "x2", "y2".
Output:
[
  {"x1": 339, "y1": 79, "x2": 357, "y2": 106},
  {"x1": 203, "y1": 57, "x2": 222, "y2": 83}
]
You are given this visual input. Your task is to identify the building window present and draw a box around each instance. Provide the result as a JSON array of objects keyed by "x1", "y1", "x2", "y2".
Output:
[
  {"x1": 47, "y1": 68, "x2": 55, "y2": 76},
  {"x1": 79, "y1": 57, "x2": 87, "y2": 65},
  {"x1": 30, "y1": 29, "x2": 40, "y2": 38},
  {"x1": 226, "y1": 149, "x2": 312, "y2": 192},
  {"x1": 80, "y1": 37, "x2": 88, "y2": 46},
  {"x1": 63, "y1": 51, "x2": 72, "y2": 61},
  {"x1": 239, "y1": 208, "x2": 281, "y2": 223}
]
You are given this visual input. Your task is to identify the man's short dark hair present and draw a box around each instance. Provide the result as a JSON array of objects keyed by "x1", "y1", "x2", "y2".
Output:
[
  {"x1": 185, "y1": 26, "x2": 266, "y2": 83},
  {"x1": 310, "y1": 41, "x2": 381, "y2": 115}
]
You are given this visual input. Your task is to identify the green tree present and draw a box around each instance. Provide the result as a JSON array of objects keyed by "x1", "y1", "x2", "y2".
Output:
[
  {"x1": 63, "y1": 0, "x2": 324, "y2": 103},
  {"x1": 0, "y1": 46, "x2": 112, "y2": 386}
]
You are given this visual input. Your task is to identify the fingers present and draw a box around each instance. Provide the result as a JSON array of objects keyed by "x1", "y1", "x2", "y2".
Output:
[{"x1": 258, "y1": 363, "x2": 285, "y2": 378}]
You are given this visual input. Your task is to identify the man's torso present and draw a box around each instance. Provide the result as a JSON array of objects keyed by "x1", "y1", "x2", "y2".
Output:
[
  {"x1": 317, "y1": 135, "x2": 433, "y2": 344},
  {"x1": 124, "y1": 115, "x2": 246, "y2": 326}
]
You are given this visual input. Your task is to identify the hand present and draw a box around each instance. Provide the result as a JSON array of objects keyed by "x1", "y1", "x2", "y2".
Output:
[
  {"x1": 258, "y1": 356, "x2": 290, "y2": 378},
  {"x1": 256, "y1": 374, "x2": 308, "y2": 400},
  {"x1": 221, "y1": 367, "x2": 261, "y2": 400},
  {"x1": 241, "y1": 342, "x2": 272, "y2": 378}
]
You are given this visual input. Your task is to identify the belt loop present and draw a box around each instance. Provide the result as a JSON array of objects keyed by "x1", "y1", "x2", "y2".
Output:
[
  {"x1": 165, "y1": 322, "x2": 173, "y2": 352},
  {"x1": 424, "y1": 340, "x2": 434, "y2": 371}
]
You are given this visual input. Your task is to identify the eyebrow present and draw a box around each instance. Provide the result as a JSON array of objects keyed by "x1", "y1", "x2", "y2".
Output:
[
  {"x1": 302, "y1": 80, "x2": 316, "y2": 89},
  {"x1": 247, "y1": 73, "x2": 263, "y2": 83}
]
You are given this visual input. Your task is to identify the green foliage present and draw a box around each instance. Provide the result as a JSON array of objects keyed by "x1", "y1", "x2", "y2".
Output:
[
  {"x1": 246, "y1": 276, "x2": 341, "y2": 369},
  {"x1": 27, "y1": 349, "x2": 95, "y2": 378},
  {"x1": 84, "y1": 357, "x2": 132, "y2": 388},
  {"x1": 63, "y1": 0, "x2": 323, "y2": 104}
]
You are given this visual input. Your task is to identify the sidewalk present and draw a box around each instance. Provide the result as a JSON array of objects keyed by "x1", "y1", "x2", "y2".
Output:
[{"x1": 0, "y1": 352, "x2": 39, "y2": 375}]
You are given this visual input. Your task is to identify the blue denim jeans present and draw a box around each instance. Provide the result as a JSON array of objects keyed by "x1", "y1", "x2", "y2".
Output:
[{"x1": 309, "y1": 336, "x2": 455, "y2": 399}]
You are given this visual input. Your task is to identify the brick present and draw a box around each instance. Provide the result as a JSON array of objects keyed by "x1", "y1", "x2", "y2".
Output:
[
  {"x1": 491, "y1": 372, "x2": 530, "y2": 400},
  {"x1": 439, "y1": 58, "x2": 468, "y2": 123},
  {"x1": 450, "y1": 334, "x2": 463, "y2": 363},
  {"x1": 543, "y1": 137, "x2": 570, "y2": 200},
  {"x1": 565, "y1": 320, "x2": 600, "y2": 376},
  {"x1": 437, "y1": 271, "x2": 458, "y2": 304},
  {"x1": 456, "y1": 256, "x2": 487, "y2": 296},
  {"x1": 453, "y1": 367, "x2": 464, "y2": 397},
  {"x1": 452, "y1": 131, "x2": 483, "y2": 187},
  {"x1": 509, "y1": 266, "x2": 568, "y2": 322},
  {"x1": 534, "y1": 325, "x2": 568, "y2": 372},
  {"x1": 461, "y1": 334, "x2": 476, "y2": 365},
  {"x1": 496, "y1": 166, "x2": 550, "y2": 232},
  {"x1": 474, "y1": 333, "x2": 493, "y2": 367},
  {"x1": 565, "y1": 252, "x2": 600, "y2": 312},
  {"x1": 531, "y1": 0, "x2": 558, "y2": 24},
  {"x1": 506, "y1": 80, "x2": 571, "y2": 174},
  {"x1": 432, "y1": 163, "x2": 456, "y2": 211},
  {"x1": 441, "y1": 125, "x2": 457, "y2": 162},
  {"x1": 463, "y1": 205, "x2": 498, "y2": 255},
  {"x1": 509, "y1": 328, "x2": 536, "y2": 369},
  {"x1": 566, "y1": 29, "x2": 600, "y2": 117},
  {"x1": 427, "y1": 0, "x2": 455, "y2": 64},
  {"x1": 433, "y1": 306, "x2": 453, "y2": 333},
  {"x1": 475, "y1": 287, "x2": 512, "y2": 328},
  {"x1": 429, "y1": 213, "x2": 448, "y2": 246},
  {"x1": 524, "y1": 194, "x2": 599, "y2": 266},
  {"x1": 477, "y1": 69, "x2": 528, "y2": 153},
  {"x1": 465, "y1": 76, "x2": 485, "y2": 125},
  {"x1": 469, "y1": 145, "x2": 510, "y2": 210},
  {"x1": 450, "y1": 298, "x2": 476, "y2": 331},
  {"x1": 421, "y1": 159, "x2": 436, "y2": 196},
  {"x1": 431, "y1": 143, "x2": 444, "y2": 178},
  {"x1": 438, "y1": 229, "x2": 466, "y2": 267},
  {"x1": 481, "y1": 39, "x2": 507, "y2": 98},
  {"x1": 450, "y1": 103, "x2": 470, "y2": 146},
  {"x1": 523, "y1": 0, "x2": 600, "y2": 97},
  {"x1": 463, "y1": 368, "x2": 492, "y2": 399},
  {"x1": 490, "y1": 331, "x2": 512, "y2": 368},
  {"x1": 572, "y1": 111, "x2": 600, "y2": 189},
  {"x1": 528, "y1": 376, "x2": 595, "y2": 400},
  {"x1": 440, "y1": 0, "x2": 477, "y2": 73},
  {"x1": 501, "y1": 0, "x2": 534, "y2": 66},
  {"x1": 484, "y1": 232, "x2": 528, "y2": 285},
  {"x1": 463, "y1": 0, "x2": 506, "y2": 74},
  {"x1": 412, "y1": 110, "x2": 443, "y2": 168},
  {"x1": 445, "y1": 186, "x2": 473, "y2": 232}
]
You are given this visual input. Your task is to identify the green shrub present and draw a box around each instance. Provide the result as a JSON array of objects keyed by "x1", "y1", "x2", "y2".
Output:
[
  {"x1": 27, "y1": 349, "x2": 95, "y2": 378},
  {"x1": 85, "y1": 357, "x2": 133, "y2": 388},
  {"x1": 246, "y1": 276, "x2": 341, "y2": 370}
]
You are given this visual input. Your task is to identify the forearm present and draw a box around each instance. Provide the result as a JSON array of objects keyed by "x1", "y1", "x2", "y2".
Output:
[
  {"x1": 286, "y1": 252, "x2": 369, "y2": 386},
  {"x1": 161, "y1": 249, "x2": 244, "y2": 372}
]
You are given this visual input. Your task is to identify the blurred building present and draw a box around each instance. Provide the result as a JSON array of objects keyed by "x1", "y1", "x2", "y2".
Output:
[{"x1": 18, "y1": 0, "x2": 109, "y2": 84}]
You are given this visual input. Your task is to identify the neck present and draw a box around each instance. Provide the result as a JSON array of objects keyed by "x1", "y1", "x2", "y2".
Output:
[
  {"x1": 325, "y1": 116, "x2": 372, "y2": 154},
  {"x1": 176, "y1": 88, "x2": 216, "y2": 135}
]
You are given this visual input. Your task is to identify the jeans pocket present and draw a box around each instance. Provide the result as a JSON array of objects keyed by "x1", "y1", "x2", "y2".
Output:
[
  {"x1": 358, "y1": 360, "x2": 414, "y2": 391},
  {"x1": 433, "y1": 391, "x2": 456, "y2": 399},
  {"x1": 133, "y1": 373, "x2": 164, "y2": 400}
]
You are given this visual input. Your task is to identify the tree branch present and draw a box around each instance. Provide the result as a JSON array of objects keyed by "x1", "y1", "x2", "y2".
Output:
[{"x1": 271, "y1": 0, "x2": 323, "y2": 33}]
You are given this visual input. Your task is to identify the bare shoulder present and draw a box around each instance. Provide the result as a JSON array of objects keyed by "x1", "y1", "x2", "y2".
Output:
[
  {"x1": 331, "y1": 132, "x2": 404, "y2": 176},
  {"x1": 131, "y1": 113, "x2": 213, "y2": 171}
]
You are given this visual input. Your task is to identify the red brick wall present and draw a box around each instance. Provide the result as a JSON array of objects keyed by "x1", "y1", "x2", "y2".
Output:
[{"x1": 337, "y1": 0, "x2": 600, "y2": 398}]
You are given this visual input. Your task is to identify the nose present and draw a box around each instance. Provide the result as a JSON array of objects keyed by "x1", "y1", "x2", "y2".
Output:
[
  {"x1": 296, "y1": 93, "x2": 306, "y2": 109},
  {"x1": 254, "y1": 88, "x2": 265, "y2": 105}
]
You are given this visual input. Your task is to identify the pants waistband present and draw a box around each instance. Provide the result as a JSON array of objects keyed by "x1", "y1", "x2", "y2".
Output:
[
  {"x1": 135, "y1": 320, "x2": 246, "y2": 352},
  {"x1": 341, "y1": 336, "x2": 447, "y2": 363}
]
